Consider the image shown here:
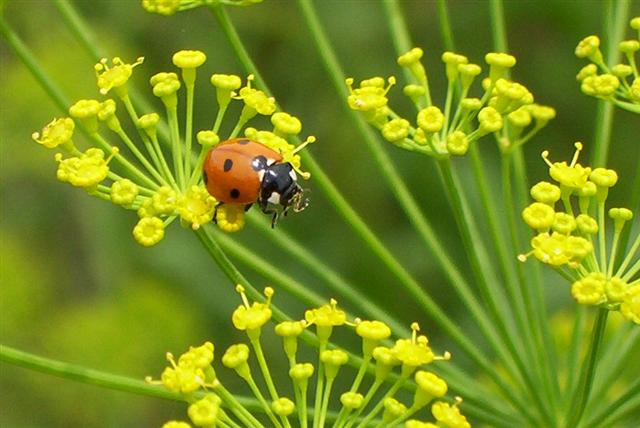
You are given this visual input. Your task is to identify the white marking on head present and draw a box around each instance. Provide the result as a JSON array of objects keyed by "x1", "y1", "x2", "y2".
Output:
[
  {"x1": 257, "y1": 170, "x2": 265, "y2": 182},
  {"x1": 266, "y1": 157, "x2": 277, "y2": 166},
  {"x1": 267, "y1": 192, "x2": 281, "y2": 205},
  {"x1": 289, "y1": 169, "x2": 297, "y2": 180}
]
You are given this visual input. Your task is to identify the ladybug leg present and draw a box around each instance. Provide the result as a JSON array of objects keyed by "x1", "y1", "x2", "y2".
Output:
[
  {"x1": 213, "y1": 202, "x2": 224, "y2": 224},
  {"x1": 259, "y1": 195, "x2": 270, "y2": 214},
  {"x1": 244, "y1": 203, "x2": 253, "y2": 212},
  {"x1": 259, "y1": 201, "x2": 280, "y2": 228}
]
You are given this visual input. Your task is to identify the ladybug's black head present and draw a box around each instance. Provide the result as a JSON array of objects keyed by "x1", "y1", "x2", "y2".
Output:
[{"x1": 259, "y1": 162, "x2": 308, "y2": 225}]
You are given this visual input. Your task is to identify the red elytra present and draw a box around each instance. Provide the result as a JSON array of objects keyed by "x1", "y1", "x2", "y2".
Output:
[{"x1": 202, "y1": 138, "x2": 283, "y2": 205}]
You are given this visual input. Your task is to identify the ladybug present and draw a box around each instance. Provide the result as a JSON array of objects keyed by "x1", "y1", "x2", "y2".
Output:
[{"x1": 203, "y1": 138, "x2": 308, "y2": 227}]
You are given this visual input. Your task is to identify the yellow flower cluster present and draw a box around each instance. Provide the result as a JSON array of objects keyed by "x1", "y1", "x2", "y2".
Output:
[
  {"x1": 149, "y1": 286, "x2": 467, "y2": 427},
  {"x1": 575, "y1": 16, "x2": 640, "y2": 114},
  {"x1": 346, "y1": 47, "x2": 555, "y2": 157},
  {"x1": 32, "y1": 50, "x2": 313, "y2": 246},
  {"x1": 520, "y1": 143, "x2": 639, "y2": 323}
]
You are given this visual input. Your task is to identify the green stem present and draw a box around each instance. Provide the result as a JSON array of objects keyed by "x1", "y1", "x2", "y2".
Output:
[
  {"x1": 342, "y1": 379, "x2": 384, "y2": 428},
  {"x1": 244, "y1": 375, "x2": 284, "y2": 428},
  {"x1": 381, "y1": 0, "x2": 432, "y2": 105},
  {"x1": 213, "y1": 102, "x2": 229, "y2": 133},
  {"x1": 54, "y1": 0, "x2": 172, "y2": 143},
  {"x1": 299, "y1": 0, "x2": 488, "y2": 374},
  {"x1": 120, "y1": 95, "x2": 179, "y2": 189},
  {"x1": 246, "y1": 212, "x2": 408, "y2": 335},
  {"x1": 114, "y1": 128, "x2": 168, "y2": 186},
  {"x1": 587, "y1": 324, "x2": 639, "y2": 410},
  {"x1": 591, "y1": 0, "x2": 630, "y2": 166},
  {"x1": 598, "y1": 201, "x2": 608, "y2": 273},
  {"x1": 441, "y1": 80, "x2": 455, "y2": 137},
  {"x1": 489, "y1": 0, "x2": 509, "y2": 52},
  {"x1": 212, "y1": 229, "x2": 327, "y2": 308},
  {"x1": 208, "y1": 5, "x2": 268, "y2": 91},
  {"x1": 318, "y1": 377, "x2": 335, "y2": 428},
  {"x1": 184, "y1": 82, "x2": 195, "y2": 184},
  {"x1": 438, "y1": 161, "x2": 542, "y2": 397},
  {"x1": 615, "y1": 231, "x2": 640, "y2": 278},
  {"x1": 436, "y1": 0, "x2": 456, "y2": 51},
  {"x1": 53, "y1": 0, "x2": 106, "y2": 58},
  {"x1": 470, "y1": 145, "x2": 536, "y2": 362},
  {"x1": 250, "y1": 338, "x2": 280, "y2": 402},
  {"x1": 474, "y1": 146, "x2": 561, "y2": 416},
  {"x1": 296, "y1": 0, "x2": 543, "y2": 422},
  {"x1": 381, "y1": 0, "x2": 414, "y2": 85},
  {"x1": 298, "y1": 379, "x2": 310, "y2": 428},
  {"x1": 312, "y1": 343, "x2": 326, "y2": 428},
  {"x1": 503, "y1": 151, "x2": 562, "y2": 410},
  {"x1": 195, "y1": 226, "x2": 372, "y2": 393},
  {"x1": 0, "y1": 344, "x2": 181, "y2": 401},
  {"x1": 89, "y1": 133, "x2": 159, "y2": 190},
  {"x1": 583, "y1": 377, "x2": 640, "y2": 428},
  {"x1": 565, "y1": 308, "x2": 609, "y2": 428},
  {"x1": 621, "y1": 258, "x2": 640, "y2": 282},
  {"x1": 354, "y1": 374, "x2": 407, "y2": 428},
  {"x1": 167, "y1": 106, "x2": 186, "y2": 188},
  {"x1": 216, "y1": 0, "x2": 509, "y2": 404},
  {"x1": 563, "y1": 305, "x2": 586, "y2": 408},
  {"x1": 614, "y1": 161, "x2": 640, "y2": 273},
  {"x1": 215, "y1": 384, "x2": 266, "y2": 428},
  {"x1": 0, "y1": 15, "x2": 70, "y2": 111},
  {"x1": 149, "y1": 131, "x2": 181, "y2": 190}
]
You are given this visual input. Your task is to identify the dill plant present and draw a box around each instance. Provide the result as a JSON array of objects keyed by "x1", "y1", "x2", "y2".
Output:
[{"x1": 1, "y1": 0, "x2": 639, "y2": 427}]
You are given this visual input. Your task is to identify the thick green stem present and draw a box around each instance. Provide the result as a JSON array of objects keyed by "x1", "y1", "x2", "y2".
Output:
[
  {"x1": 0, "y1": 15, "x2": 69, "y2": 111},
  {"x1": 436, "y1": 0, "x2": 456, "y2": 51},
  {"x1": 381, "y1": 0, "x2": 414, "y2": 85},
  {"x1": 489, "y1": 0, "x2": 509, "y2": 52},
  {"x1": 591, "y1": 0, "x2": 630, "y2": 167},
  {"x1": 0, "y1": 344, "x2": 181, "y2": 400}
]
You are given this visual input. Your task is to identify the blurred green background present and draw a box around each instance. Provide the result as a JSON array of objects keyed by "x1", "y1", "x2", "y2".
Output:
[{"x1": 1, "y1": 0, "x2": 639, "y2": 426}]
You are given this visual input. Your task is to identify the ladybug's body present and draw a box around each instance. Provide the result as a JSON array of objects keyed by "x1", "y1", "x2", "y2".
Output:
[{"x1": 203, "y1": 138, "x2": 307, "y2": 226}]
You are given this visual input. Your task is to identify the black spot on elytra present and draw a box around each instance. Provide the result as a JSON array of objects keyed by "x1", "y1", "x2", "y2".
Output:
[
  {"x1": 237, "y1": 139, "x2": 250, "y2": 145},
  {"x1": 223, "y1": 158, "x2": 233, "y2": 172},
  {"x1": 230, "y1": 188, "x2": 240, "y2": 199},
  {"x1": 203, "y1": 171, "x2": 208, "y2": 184}
]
